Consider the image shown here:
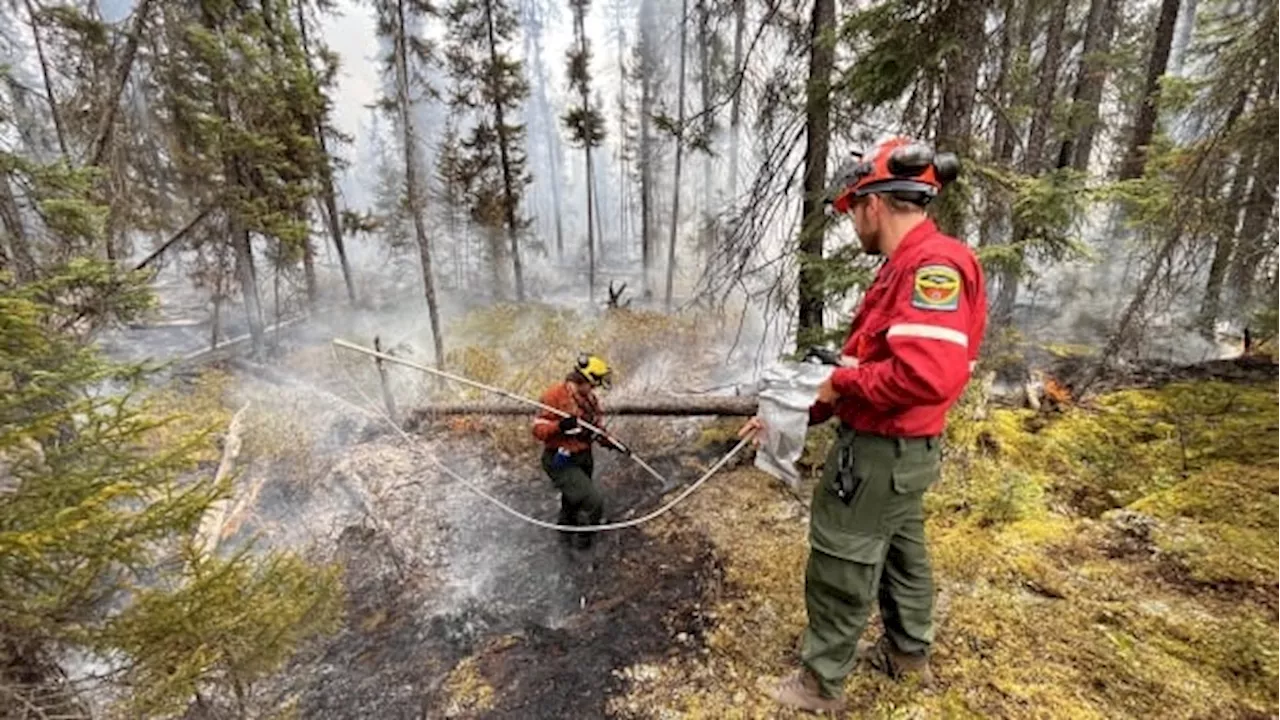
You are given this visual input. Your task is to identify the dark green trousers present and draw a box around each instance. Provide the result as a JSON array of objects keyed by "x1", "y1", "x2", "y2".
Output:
[
  {"x1": 800, "y1": 426, "x2": 940, "y2": 698},
  {"x1": 541, "y1": 448, "x2": 602, "y2": 547}
]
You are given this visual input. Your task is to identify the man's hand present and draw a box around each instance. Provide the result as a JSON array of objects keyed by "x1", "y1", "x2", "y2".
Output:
[
  {"x1": 558, "y1": 416, "x2": 583, "y2": 436},
  {"x1": 815, "y1": 377, "x2": 840, "y2": 405},
  {"x1": 737, "y1": 416, "x2": 766, "y2": 448},
  {"x1": 599, "y1": 435, "x2": 631, "y2": 456}
]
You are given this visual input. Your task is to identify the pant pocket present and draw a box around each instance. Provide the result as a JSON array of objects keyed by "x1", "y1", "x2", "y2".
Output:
[{"x1": 891, "y1": 447, "x2": 940, "y2": 494}]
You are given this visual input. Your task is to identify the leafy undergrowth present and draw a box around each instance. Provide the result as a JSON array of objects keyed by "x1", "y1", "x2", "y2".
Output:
[{"x1": 605, "y1": 379, "x2": 1278, "y2": 719}]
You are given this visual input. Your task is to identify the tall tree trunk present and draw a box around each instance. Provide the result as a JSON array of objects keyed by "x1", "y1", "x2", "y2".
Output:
[
  {"x1": 795, "y1": 0, "x2": 835, "y2": 346},
  {"x1": 1118, "y1": 0, "x2": 1181, "y2": 180},
  {"x1": 587, "y1": 143, "x2": 598, "y2": 300},
  {"x1": 728, "y1": 0, "x2": 745, "y2": 200},
  {"x1": 90, "y1": 0, "x2": 155, "y2": 168},
  {"x1": 1023, "y1": 0, "x2": 1069, "y2": 173},
  {"x1": 981, "y1": 0, "x2": 1020, "y2": 250},
  {"x1": 640, "y1": 62, "x2": 655, "y2": 296},
  {"x1": 935, "y1": 0, "x2": 987, "y2": 235},
  {"x1": 1167, "y1": 0, "x2": 1198, "y2": 76},
  {"x1": 1058, "y1": 0, "x2": 1119, "y2": 171},
  {"x1": 638, "y1": 0, "x2": 658, "y2": 296},
  {"x1": 0, "y1": 174, "x2": 38, "y2": 281},
  {"x1": 698, "y1": 0, "x2": 713, "y2": 247},
  {"x1": 232, "y1": 226, "x2": 266, "y2": 358},
  {"x1": 664, "y1": 0, "x2": 691, "y2": 310},
  {"x1": 24, "y1": 0, "x2": 68, "y2": 160},
  {"x1": 1198, "y1": 146, "x2": 1252, "y2": 333},
  {"x1": 993, "y1": 0, "x2": 1068, "y2": 326},
  {"x1": 526, "y1": 23, "x2": 565, "y2": 260},
  {"x1": 549, "y1": 131, "x2": 566, "y2": 259},
  {"x1": 483, "y1": 0, "x2": 525, "y2": 301},
  {"x1": 1228, "y1": 125, "x2": 1279, "y2": 314},
  {"x1": 393, "y1": 0, "x2": 445, "y2": 368},
  {"x1": 296, "y1": 0, "x2": 357, "y2": 304},
  {"x1": 613, "y1": 6, "x2": 630, "y2": 260}
]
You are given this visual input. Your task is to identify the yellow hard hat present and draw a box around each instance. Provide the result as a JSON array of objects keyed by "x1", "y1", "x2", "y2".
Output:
[{"x1": 575, "y1": 353, "x2": 612, "y2": 388}]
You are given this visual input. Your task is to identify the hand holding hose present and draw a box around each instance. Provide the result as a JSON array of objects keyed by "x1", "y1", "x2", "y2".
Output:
[
  {"x1": 598, "y1": 434, "x2": 632, "y2": 456},
  {"x1": 559, "y1": 416, "x2": 584, "y2": 436}
]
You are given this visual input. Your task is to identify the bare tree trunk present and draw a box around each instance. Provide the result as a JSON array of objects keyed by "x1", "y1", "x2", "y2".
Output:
[
  {"x1": 587, "y1": 144, "x2": 598, "y2": 302},
  {"x1": 297, "y1": 0, "x2": 357, "y2": 304},
  {"x1": 795, "y1": 0, "x2": 835, "y2": 346},
  {"x1": 1228, "y1": 125, "x2": 1279, "y2": 314},
  {"x1": 526, "y1": 20, "x2": 565, "y2": 260},
  {"x1": 483, "y1": 0, "x2": 526, "y2": 301},
  {"x1": 1023, "y1": 0, "x2": 1069, "y2": 173},
  {"x1": 698, "y1": 0, "x2": 713, "y2": 247},
  {"x1": 1058, "y1": 0, "x2": 1119, "y2": 171},
  {"x1": 232, "y1": 226, "x2": 266, "y2": 358},
  {"x1": 1167, "y1": 0, "x2": 1198, "y2": 76},
  {"x1": 24, "y1": 0, "x2": 69, "y2": 160},
  {"x1": 1199, "y1": 148, "x2": 1251, "y2": 333},
  {"x1": 0, "y1": 174, "x2": 38, "y2": 281},
  {"x1": 728, "y1": 0, "x2": 745, "y2": 200},
  {"x1": 89, "y1": 0, "x2": 156, "y2": 168},
  {"x1": 1118, "y1": 0, "x2": 1181, "y2": 180},
  {"x1": 639, "y1": 31, "x2": 656, "y2": 296},
  {"x1": 664, "y1": 0, "x2": 691, "y2": 311},
  {"x1": 1197, "y1": 91, "x2": 1251, "y2": 333},
  {"x1": 935, "y1": 0, "x2": 987, "y2": 235},
  {"x1": 393, "y1": 0, "x2": 445, "y2": 368},
  {"x1": 981, "y1": 0, "x2": 1020, "y2": 250},
  {"x1": 993, "y1": 0, "x2": 1068, "y2": 326}
]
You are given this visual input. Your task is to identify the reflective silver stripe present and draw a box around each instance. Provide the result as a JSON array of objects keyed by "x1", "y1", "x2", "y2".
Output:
[
  {"x1": 969, "y1": 361, "x2": 977, "y2": 372},
  {"x1": 887, "y1": 323, "x2": 969, "y2": 348},
  {"x1": 534, "y1": 418, "x2": 558, "y2": 426},
  {"x1": 838, "y1": 354, "x2": 859, "y2": 368}
]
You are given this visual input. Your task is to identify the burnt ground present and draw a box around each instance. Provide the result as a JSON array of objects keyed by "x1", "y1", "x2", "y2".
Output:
[{"x1": 276, "y1": 429, "x2": 739, "y2": 720}]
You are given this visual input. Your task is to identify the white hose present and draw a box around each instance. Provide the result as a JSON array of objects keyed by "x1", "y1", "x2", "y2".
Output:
[{"x1": 329, "y1": 343, "x2": 749, "y2": 533}]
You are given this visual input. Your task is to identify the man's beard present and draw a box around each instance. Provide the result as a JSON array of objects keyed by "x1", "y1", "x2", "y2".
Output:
[{"x1": 859, "y1": 229, "x2": 882, "y2": 256}]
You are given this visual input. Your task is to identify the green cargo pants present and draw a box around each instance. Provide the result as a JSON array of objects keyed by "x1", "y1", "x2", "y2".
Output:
[
  {"x1": 541, "y1": 447, "x2": 602, "y2": 548},
  {"x1": 800, "y1": 425, "x2": 940, "y2": 698}
]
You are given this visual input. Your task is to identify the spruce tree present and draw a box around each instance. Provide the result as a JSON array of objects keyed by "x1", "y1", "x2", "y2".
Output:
[
  {"x1": 444, "y1": 0, "x2": 533, "y2": 301},
  {"x1": 563, "y1": 0, "x2": 606, "y2": 303}
]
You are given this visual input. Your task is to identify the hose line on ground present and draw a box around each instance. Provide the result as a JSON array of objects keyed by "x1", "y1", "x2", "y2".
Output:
[{"x1": 329, "y1": 341, "x2": 749, "y2": 533}]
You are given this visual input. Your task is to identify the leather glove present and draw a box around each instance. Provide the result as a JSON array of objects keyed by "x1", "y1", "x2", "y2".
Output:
[
  {"x1": 558, "y1": 416, "x2": 583, "y2": 436},
  {"x1": 599, "y1": 436, "x2": 631, "y2": 456}
]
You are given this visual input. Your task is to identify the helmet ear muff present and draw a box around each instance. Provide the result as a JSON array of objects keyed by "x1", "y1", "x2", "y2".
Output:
[
  {"x1": 576, "y1": 353, "x2": 590, "y2": 370},
  {"x1": 887, "y1": 143, "x2": 935, "y2": 177},
  {"x1": 933, "y1": 152, "x2": 961, "y2": 185}
]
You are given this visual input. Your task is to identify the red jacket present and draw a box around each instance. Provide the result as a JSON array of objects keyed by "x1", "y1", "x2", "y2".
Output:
[
  {"x1": 532, "y1": 381, "x2": 604, "y2": 453},
  {"x1": 810, "y1": 218, "x2": 987, "y2": 437}
]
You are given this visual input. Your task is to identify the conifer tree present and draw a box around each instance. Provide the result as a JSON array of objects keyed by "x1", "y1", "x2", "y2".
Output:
[
  {"x1": 444, "y1": 0, "x2": 532, "y2": 301},
  {"x1": 563, "y1": 0, "x2": 606, "y2": 303},
  {"x1": 373, "y1": 0, "x2": 446, "y2": 368}
]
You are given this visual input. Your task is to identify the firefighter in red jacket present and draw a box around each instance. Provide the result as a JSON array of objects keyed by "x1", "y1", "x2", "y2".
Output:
[
  {"x1": 741, "y1": 137, "x2": 987, "y2": 713},
  {"x1": 532, "y1": 354, "x2": 626, "y2": 550}
]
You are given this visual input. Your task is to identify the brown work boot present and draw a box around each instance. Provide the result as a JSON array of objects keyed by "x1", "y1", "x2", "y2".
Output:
[
  {"x1": 862, "y1": 636, "x2": 935, "y2": 687},
  {"x1": 766, "y1": 668, "x2": 846, "y2": 715}
]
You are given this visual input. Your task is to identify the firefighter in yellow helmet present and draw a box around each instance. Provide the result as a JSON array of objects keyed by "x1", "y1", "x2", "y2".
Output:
[{"x1": 531, "y1": 354, "x2": 627, "y2": 549}]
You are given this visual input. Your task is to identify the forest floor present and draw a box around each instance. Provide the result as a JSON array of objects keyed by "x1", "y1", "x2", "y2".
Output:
[{"x1": 172, "y1": 305, "x2": 1278, "y2": 719}]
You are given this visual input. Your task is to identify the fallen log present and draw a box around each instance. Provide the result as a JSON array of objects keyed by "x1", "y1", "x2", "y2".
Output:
[{"x1": 407, "y1": 395, "x2": 760, "y2": 424}]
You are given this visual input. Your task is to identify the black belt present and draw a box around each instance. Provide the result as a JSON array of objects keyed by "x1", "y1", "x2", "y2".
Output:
[{"x1": 837, "y1": 424, "x2": 939, "y2": 453}]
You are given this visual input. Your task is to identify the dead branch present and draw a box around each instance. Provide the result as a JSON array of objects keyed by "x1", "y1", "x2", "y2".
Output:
[{"x1": 196, "y1": 402, "x2": 251, "y2": 556}]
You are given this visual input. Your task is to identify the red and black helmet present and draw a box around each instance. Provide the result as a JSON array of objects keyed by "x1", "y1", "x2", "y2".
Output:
[{"x1": 828, "y1": 137, "x2": 960, "y2": 214}]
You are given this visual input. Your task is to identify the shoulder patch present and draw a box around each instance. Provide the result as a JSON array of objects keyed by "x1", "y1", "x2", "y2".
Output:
[{"x1": 911, "y1": 264, "x2": 961, "y2": 311}]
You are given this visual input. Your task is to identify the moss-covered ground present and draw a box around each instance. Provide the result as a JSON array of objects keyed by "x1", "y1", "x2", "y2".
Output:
[
  {"x1": 607, "y1": 377, "x2": 1278, "y2": 719},
  {"x1": 425, "y1": 305, "x2": 1277, "y2": 719},
  {"x1": 169, "y1": 304, "x2": 1276, "y2": 718}
]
